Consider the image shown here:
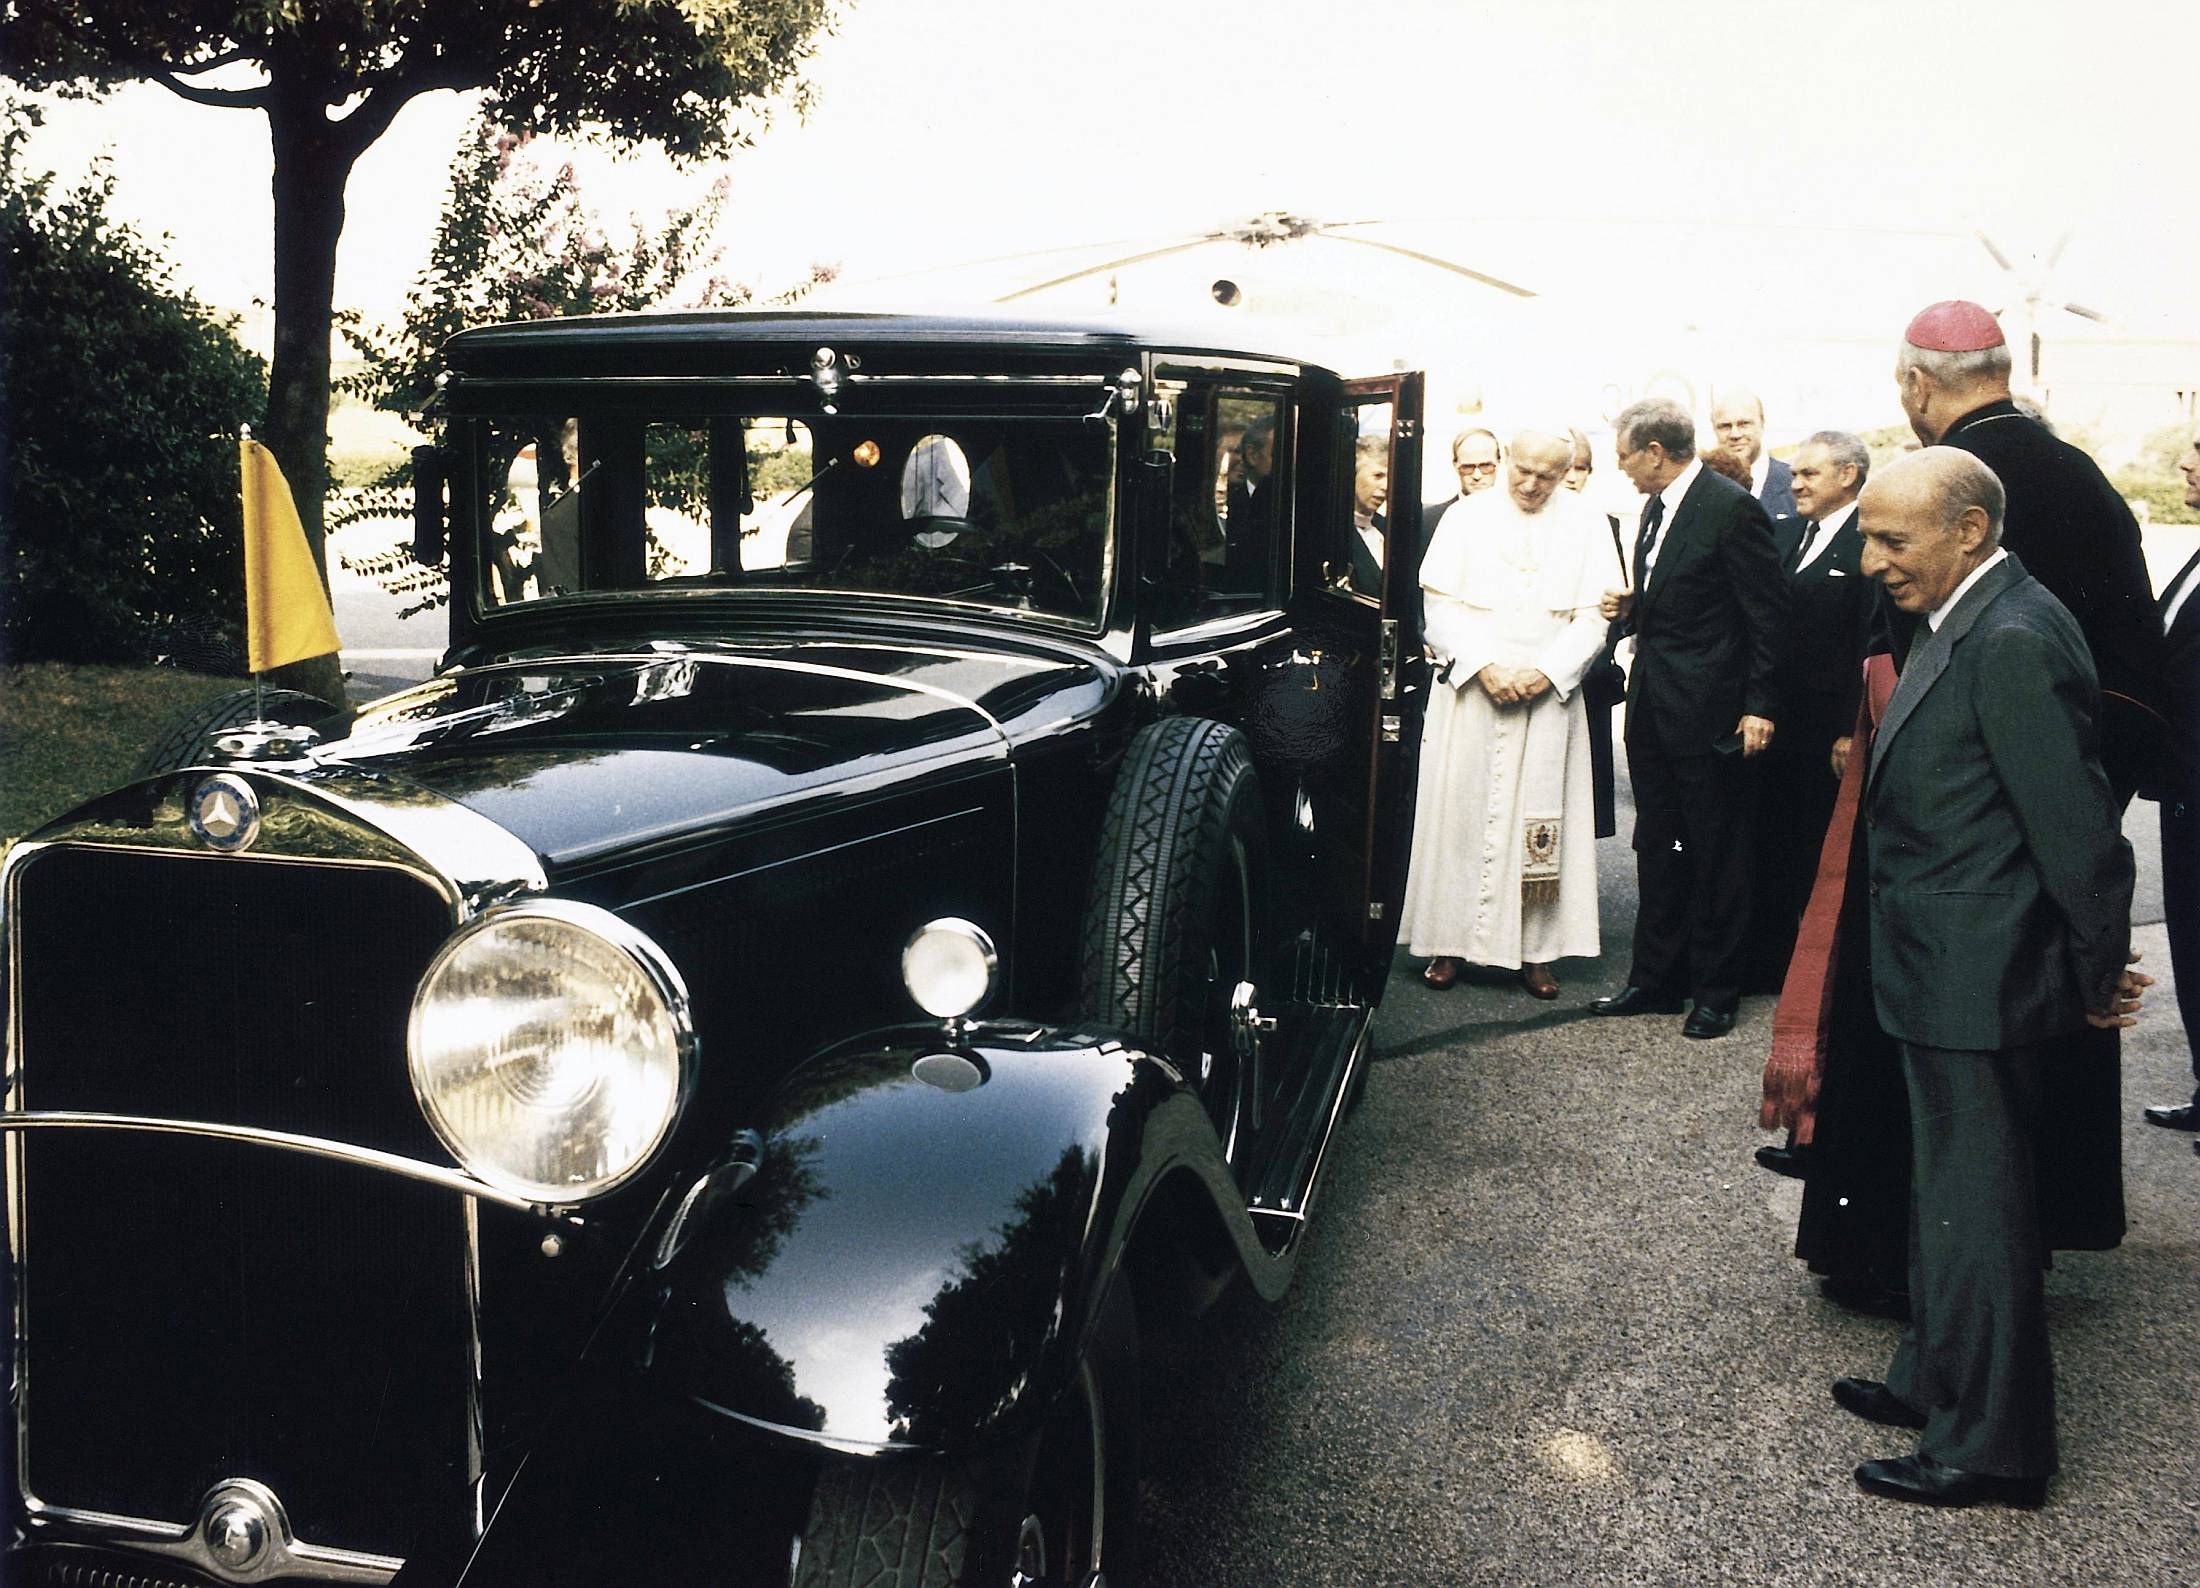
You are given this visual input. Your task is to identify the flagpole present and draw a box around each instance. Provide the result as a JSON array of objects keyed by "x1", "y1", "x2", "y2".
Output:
[{"x1": 241, "y1": 422, "x2": 265, "y2": 725}]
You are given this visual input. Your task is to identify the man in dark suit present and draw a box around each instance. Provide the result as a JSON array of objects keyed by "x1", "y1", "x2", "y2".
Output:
[
  {"x1": 1591, "y1": 397, "x2": 1789, "y2": 1037},
  {"x1": 2144, "y1": 423, "x2": 2200, "y2": 1137},
  {"x1": 1222, "y1": 413, "x2": 1279, "y2": 592},
  {"x1": 1711, "y1": 388, "x2": 1798, "y2": 523},
  {"x1": 1744, "y1": 431, "x2": 1874, "y2": 1001},
  {"x1": 1834, "y1": 447, "x2": 2142, "y2": 1509}
]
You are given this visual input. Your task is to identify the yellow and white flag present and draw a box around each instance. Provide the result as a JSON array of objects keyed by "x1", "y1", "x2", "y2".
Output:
[{"x1": 240, "y1": 438, "x2": 340, "y2": 674}]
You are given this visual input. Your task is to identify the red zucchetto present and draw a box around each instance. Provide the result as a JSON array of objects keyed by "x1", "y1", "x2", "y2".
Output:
[{"x1": 1903, "y1": 299, "x2": 2006, "y2": 353}]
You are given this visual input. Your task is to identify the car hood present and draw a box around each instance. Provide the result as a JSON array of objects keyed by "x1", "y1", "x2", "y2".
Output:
[{"x1": 314, "y1": 642, "x2": 1113, "y2": 870}]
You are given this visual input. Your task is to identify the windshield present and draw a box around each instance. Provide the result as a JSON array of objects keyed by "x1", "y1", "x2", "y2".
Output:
[{"x1": 462, "y1": 411, "x2": 1116, "y2": 627}]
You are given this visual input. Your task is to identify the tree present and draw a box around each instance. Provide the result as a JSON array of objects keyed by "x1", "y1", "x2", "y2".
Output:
[
  {"x1": 347, "y1": 112, "x2": 786, "y2": 418},
  {"x1": 0, "y1": 105, "x2": 269, "y2": 668},
  {"x1": 0, "y1": 0, "x2": 836, "y2": 699}
]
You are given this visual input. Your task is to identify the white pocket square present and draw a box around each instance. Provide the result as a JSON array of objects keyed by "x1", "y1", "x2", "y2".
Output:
[{"x1": 1826, "y1": 568, "x2": 1848, "y2": 577}]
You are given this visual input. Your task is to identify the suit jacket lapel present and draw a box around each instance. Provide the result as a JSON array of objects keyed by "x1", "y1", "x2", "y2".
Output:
[
  {"x1": 1641, "y1": 470, "x2": 1713, "y2": 617},
  {"x1": 2162, "y1": 545, "x2": 2200, "y2": 642},
  {"x1": 1868, "y1": 555, "x2": 2026, "y2": 789}
]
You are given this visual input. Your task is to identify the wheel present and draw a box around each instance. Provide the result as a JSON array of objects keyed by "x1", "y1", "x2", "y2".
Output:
[
  {"x1": 793, "y1": 1284, "x2": 1139, "y2": 1587},
  {"x1": 133, "y1": 687, "x2": 336, "y2": 778},
  {"x1": 1079, "y1": 717, "x2": 1266, "y2": 1154}
]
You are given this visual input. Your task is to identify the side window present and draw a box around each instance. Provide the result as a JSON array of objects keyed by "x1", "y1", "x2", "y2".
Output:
[
  {"x1": 1332, "y1": 398, "x2": 1395, "y2": 607},
  {"x1": 642, "y1": 421, "x2": 713, "y2": 578},
  {"x1": 482, "y1": 417, "x2": 583, "y2": 604},
  {"x1": 633, "y1": 418, "x2": 818, "y2": 580},
  {"x1": 1155, "y1": 385, "x2": 1287, "y2": 630}
]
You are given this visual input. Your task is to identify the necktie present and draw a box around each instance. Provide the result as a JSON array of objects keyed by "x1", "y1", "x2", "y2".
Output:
[
  {"x1": 1785, "y1": 518, "x2": 1818, "y2": 575},
  {"x1": 1633, "y1": 496, "x2": 1665, "y2": 593}
]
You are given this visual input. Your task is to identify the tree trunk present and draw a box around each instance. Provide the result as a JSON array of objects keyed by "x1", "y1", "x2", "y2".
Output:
[{"x1": 261, "y1": 88, "x2": 356, "y2": 707}]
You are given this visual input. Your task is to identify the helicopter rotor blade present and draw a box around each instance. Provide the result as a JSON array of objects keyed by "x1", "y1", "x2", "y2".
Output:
[
  {"x1": 2046, "y1": 228, "x2": 2073, "y2": 270},
  {"x1": 994, "y1": 234, "x2": 1234, "y2": 302},
  {"x1": 1310, "y1": 230, "x2": 1537, "y2": 298},
  {"x1": 2061, "y1": 302, "x2": 2109, "y2": 323},
  {"x1": 1976, "y1": 231, "x2": 2016, "y2": 272},
  {"x1": 849, "y1": 229, "x2": 1217, "y2": 289}
]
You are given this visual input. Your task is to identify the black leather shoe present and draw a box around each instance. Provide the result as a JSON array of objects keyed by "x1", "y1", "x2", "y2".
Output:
[
  {"x1": 2142, "y1": 1101, "x2": 2200, "y2": 1130},
  {"x1": 1832, "y1": 1377, "x2": 1926, "y2": 1429},
  {"x1": 1754, "y1": 1143, "x2": 1809, "y2": 1178},
  {"x1": 1854, "y1": 1452, "x2": 2045, "y2": 1509},
  {"x1": 1681, "y1": 1005, "x2": 1736, "y2": 1039},
  {"x1": 1819, "y1": 1275, "x2": 1911, "y2": 1321},
  {"x1": 1588, "y1": 985, "x2": 1686, "y2": 1016}
]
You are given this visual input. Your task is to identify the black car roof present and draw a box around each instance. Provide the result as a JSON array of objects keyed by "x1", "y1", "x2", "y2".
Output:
[{"x1": 441, "y1": 308, "x2": 1323, "y2": 377}]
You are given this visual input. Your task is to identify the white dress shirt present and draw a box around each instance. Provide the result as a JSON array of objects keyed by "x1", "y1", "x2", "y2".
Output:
[
  {"x1": 2162, "y1": 550, "x2": 2200, "y2": 634},
  {"x1": 1794, "y1": 503, "x2": 1857, "y2": 574},
  {"x1": 1928, "y1": 547, "x2": 2010, "y2": 632},
  {"x1": 1640, "y1": 457, "x2": 1702, "y2": 581}
]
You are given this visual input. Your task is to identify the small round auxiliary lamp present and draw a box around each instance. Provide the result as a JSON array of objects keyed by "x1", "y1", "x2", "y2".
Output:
[{"x1": 901, "y1": 917, "x2": 998, "y2": 1042}]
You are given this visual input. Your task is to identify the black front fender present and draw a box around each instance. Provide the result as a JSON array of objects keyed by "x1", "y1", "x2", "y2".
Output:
[
  {"x1": 400, "y1": 1022, "x2": 1270, "y2": 1586},
  {"x1": 633, "y1": 1022, "x2": 1231, "y2": 1455}
]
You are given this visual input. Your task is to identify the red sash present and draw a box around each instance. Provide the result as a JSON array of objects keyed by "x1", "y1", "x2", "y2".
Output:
[{"x1": 1759, "y1": 653, "x2": 1899, "y2": 1143}]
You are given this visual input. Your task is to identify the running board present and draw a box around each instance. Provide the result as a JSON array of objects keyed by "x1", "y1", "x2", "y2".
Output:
[{"x1": 1241, "y1": 1000, "x2": 1373, "y2": 1251}]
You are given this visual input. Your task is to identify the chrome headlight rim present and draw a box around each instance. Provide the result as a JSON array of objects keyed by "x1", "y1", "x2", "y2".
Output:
[{"x1": 407, "y1": 897, "x2": 696, "y2": 1205}]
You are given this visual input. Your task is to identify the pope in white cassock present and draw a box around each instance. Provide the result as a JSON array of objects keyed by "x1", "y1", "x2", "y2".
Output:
[{"x1": 1399, "y1": 428, "x2": 1611, "y2": 998}]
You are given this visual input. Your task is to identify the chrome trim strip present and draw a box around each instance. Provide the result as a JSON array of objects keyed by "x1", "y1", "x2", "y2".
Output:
[
  {"x1": 449, "y1": 372, "x2": 1107, "y2": 390},
  {"x1": 0, "y1": 1112, "x2": 549, "y2": 1214},
  {"x1": 236, "y1": 765, "x2": 549, "y2": 919},
  {"x1": 847, "y1": 373, "x2": 1106, "y2": 387},
  {"x1": 1147, "y1": 606, "x2": 1288, "y2": 646},
  {"x1": 462, "y1": 1197, "x2": 488, "y2": 1538},
  {"x1": 689, "y1": 1394, "x2": 925, "y2": 1457},
  {"x1": 21, "y1": 1496, "x2": 402, "y2": 1584},
  {"x1": 1290, "y1": 1008, "x2": 1377, "y2": 1229},
  {"x1": 5, "y1": 766, "x2": 548, "y2": 923},
  {"x1": 443, "y1": 650, "x2": 1013, "y2": 741}
]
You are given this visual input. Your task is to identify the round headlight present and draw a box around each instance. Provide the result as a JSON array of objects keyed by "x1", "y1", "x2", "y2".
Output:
[
  {"x1": 408, "y1": 901, "x2": 692, "y2": 1203},
  {"x1": 901, "y1": 918, "x2": 998, "y2": 1021}
]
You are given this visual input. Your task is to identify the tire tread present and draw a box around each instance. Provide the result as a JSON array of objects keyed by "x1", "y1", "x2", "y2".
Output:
[
  {"x1": 794, "y1": 1459, "x2": 975, "y2": 1588},
  {"x1": 1078, "y1": 716, "x2": 1255, "y2": 1057}
]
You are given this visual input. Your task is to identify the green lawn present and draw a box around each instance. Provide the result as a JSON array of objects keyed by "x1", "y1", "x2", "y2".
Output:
[{"x1": 0, "y1": 664, "x2": 243, "y2": 840}]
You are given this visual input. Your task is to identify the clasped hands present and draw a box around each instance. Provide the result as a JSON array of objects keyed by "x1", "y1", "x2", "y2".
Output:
[
  {"x1": 1475, "y1": 664, "x2": 1552, "y2": 706},
  {"x1": 1599, "y1": 586, "x2": 1633, "y2": 621},
  {"x1": 2085, "y1": 952, "x2": 2153, "y2": 1030}
]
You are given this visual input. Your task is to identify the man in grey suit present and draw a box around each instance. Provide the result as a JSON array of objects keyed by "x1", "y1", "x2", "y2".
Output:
[{"x1": 1832, "y1": 448, "x2": 2146, "y2": 1508}]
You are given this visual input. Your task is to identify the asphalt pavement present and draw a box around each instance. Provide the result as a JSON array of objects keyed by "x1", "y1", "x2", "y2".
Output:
[{"x1": 1138, "y1": 763, "x2": 2198, "y2": 1588}]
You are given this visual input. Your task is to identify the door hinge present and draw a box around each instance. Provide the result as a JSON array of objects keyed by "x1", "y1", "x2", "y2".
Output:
[
  {"x1": 1367, "y1": 901, "x2": 1385, "y2": 921},
  {"x1": 1379, "y1": 618, "x2": 1400, "y2": 699},
  {"x1": 1383, "y1": 713, "x2": 1401, "y2": 742}
]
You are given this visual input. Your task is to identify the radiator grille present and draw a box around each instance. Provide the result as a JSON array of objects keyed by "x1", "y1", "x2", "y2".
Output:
[{"x1": 10, "y1": 844, "x2": 471, "y2": 1562}]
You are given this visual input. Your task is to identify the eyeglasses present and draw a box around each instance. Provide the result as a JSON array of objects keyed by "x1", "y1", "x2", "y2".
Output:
[{"x1": 1458, "y1": 461, "x2": 1499, "y2": 476}]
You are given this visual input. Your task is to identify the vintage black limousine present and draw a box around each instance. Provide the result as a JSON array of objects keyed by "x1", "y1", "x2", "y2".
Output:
[{"x1": 3, "y1": 311, "x2": 1427, "y2": 1587}]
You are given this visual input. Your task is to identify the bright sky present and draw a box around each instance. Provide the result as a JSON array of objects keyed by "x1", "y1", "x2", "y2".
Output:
[{"x1": 24, "y1": 0, "x2": 2200, "y2": 451}]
